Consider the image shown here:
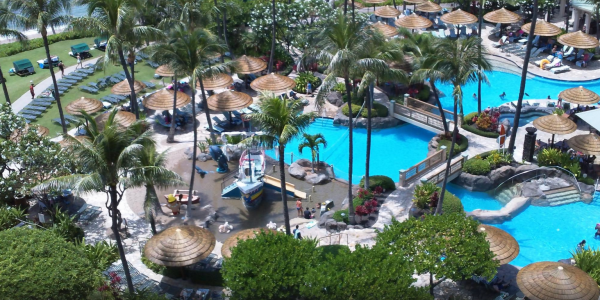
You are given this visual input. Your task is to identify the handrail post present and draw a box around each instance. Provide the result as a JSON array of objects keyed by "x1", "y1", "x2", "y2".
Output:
[
  {"x1": 440, "y1": 145, "x2": 447, "y2": 162},
  {"x1": 399, "y1": 169, "x2": 406, "y2": 187},
  {"x1": 404, "y1": 94, "x2": 409, "y2": 107},
  {"x1": 457, "y1": 113, "x2": 463, "y2": 127},
  {"x1": 389, "y1": 100, "x2": 395, "y2": 117}
]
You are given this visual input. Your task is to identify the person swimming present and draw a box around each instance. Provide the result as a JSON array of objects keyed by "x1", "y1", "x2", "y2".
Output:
[{"x1": 500, "y1": 92, "x2": 506, "y2": 98}]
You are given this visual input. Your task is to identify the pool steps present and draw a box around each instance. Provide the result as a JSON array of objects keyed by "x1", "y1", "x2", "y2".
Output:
[{"x1": 496, "y1": 185, "x2": 582, "y2": 207}]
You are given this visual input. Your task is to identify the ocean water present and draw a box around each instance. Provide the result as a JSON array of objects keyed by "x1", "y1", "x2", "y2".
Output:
[{"x1": 0, "y1": 4, "x2": 88, "y2": 41}]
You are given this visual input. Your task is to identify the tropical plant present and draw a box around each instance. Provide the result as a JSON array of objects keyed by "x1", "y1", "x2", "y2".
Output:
[
  {"x1": 71, "y1": 0, "x2": 163, "y2": 119},
  {"x1": 431, "y1": 37, "x2": 492, "y2": 215},
  {"x1": 485, "y1": 150, "x2": 512, "y2": 168},
  {"x1": 292, "y1": 71, "x2": 322, "y2": 94},
  {"x1": 0, "y1": 205, "x2": 26, "y2": 231},
  {"x1": 78, "y1": 239, "x2": 119, "y2": 271},
  {"x1": 298, "y1": 133, "x2": 327, "y2": 173},
  {"x1": 1, "y1": 0, "x2": 71, "y2": 133},
  {"x1": 358, "y1": 175, "x2": 395, "y2": 191},
  {"x1": 463, "y1": 158, "x2": 491, "y2": 175},
  {"x1": 413, "y1": 182, "x2": 439, "y2": 209},
  {"x1": 572, "y1": 247, "x2": 600, "y2": 285},
  {"x1": 34, "y1": 109, "x2": 155, "y2": 292},
  {"x1": 48, "y1": 207, "x2": 85, "y2": 243},
  {"x1": 0, "y1": 12, "x2": 27, "y2": 105},
  {"x1": 250, "y1": 94, "x2": 314, "y2": 234}
]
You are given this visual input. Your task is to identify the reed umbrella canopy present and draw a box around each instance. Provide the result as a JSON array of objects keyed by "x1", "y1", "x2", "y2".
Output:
[
  {"x1": 558, "y1": 86, "x2": 600, "y2": 105},
  {"x1": 440, "y1": 9, "x2": 478, "y2": 25},
  {"x1": 533, "y1": 114, "x2": 577, "y2": 145},
  {"x1": 143, "y1": 89, "x2": 191, "y2": 110},
  {"x1": 95, "y1": 111, "x2": 137, "y2": 129},
  {"x1": 197, "y1": 73, "x2": 234, "y2": 91},
  {"x1": 156, "y1": 64, "x2": 175, "y2": 77},
  {"x1": 568, "y1": 133, "x2": 600, "y2": 156},
  {"x1": 221, "y1": 228, "x2": 277, "y2": 258},
  {"x1": 111, "y1": 79, "x2": 146, "y2": 95},
  {"x1": 516, "y1": 262, "x2": 600, "y2": 300},
  {"x1": 144, "y1": 225, "x2": 216, "y2": 267},
  {"x1": 416, "y1": 1, "x2": 442, "y2": 13},
  {"x1": 235, "y1": 55, "x2": 267, "y2": 74},
  {"x1": 348, "y1": 1, "x2": 364, "y2": 9},
  {"x1": 363, "y1": 0, "x2": 387, "y2": 4},
  {"x1": 65, "y1": 97, "x2": 104, "y2": 115},
  {"x1": 478, "y1": 225, "x2": 519, "y2": 265},
  {"x1": 557, "y1": 31, "x2": 600, "y2": 49},
  {"x1": 207, "y1": 91, "x2": 253, "y2": 112},
  {"x1": 371, "y1": 21, "x2": 398, "y2": 37},
  {"x1": 375, "y1": 6, "x2": 401, "y2": 18},
  {"x1": 403, "y1": 0, "x2": 425, "y2": 4},
  {"x1": 483, "y1": 8, "x2": 521, "y2": 24},
  {"x1": 9, "y1": 125, "x2": 49, "y2": 142},
  {"x1": 521, "y1": 19, "x2": 561, "y2": 36},
  {"x1": 250, "y1": 73, "x2": 296, "y2": 93},
  {"x1": 395, "y1": 14, "x2": 433, "y2": 29}
]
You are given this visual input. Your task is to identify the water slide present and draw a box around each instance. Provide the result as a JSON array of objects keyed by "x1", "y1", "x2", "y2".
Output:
[{"x1": 263, "y1": 175, "x2": 306, "y2": 199}]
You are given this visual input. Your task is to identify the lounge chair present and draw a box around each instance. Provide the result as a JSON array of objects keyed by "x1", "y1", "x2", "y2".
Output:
[
  {"x1": 551, "y1": 65, "x2": 571, "y2": 74},
  {"x1": 449, "y1": 27, "x2": 457, "y2": 38},
  {"x1": 576, "y1": 53, "x2": 594, "y2": 67},
  {"x1": 25, "y1": 105, "x2": 47, "y2": 111},
  {"x1": 212, "y1": 116, "x2": 229, "y2": 127},
  {"x1": 490, "y1": 23, "x2": 501, "y2": 37},
  {"x1": 31, "y1": 100, "x2": 52, "y2": 107},
  {"x1": 64, "y1": 74, "x2": 84, "y2": 81},
  {"x1": 88, "y1": 82, "x2": 100, "y2": 89},
  {"x1": 63, "y1": 114, "x2": 80, "y2": 123},
  {"x1": 567, "y1": 49, "x2": 584, "y2": 62},
  {"x1": 20, "y1": 109, "x2": 42, "y2": 116},
  {"x1": 147, "y1": 61, "x2": 159, "y2": 68},
  {"x1": 52, "y1": 118, "x2": 69, "y2": 126},
  {"x1": 142, "y1": 81, "x2": 155, "y2": 89},
  {"x1": 544, "y1": 57, "x2": 562, "y2": 70},
  {"x1": 532, "y1": 35, "x2": 540, "y2": 47},
  {"x1": 459, "y1": 26, "x2": 467, "y2": 39},
  {"x1": 204, "y1": 123, "x2": 225, "y2": 133},
  {"x1": 101, "y1": 96, "x2": 119, "y2": 104},
  {"x1": 531, "y1": 47, "x2": 545, "y2": 58},
  {"x1": 58, "y1": 79, "x2": 77, "y2": 85},
  {"x1": 155, "y1": 115, "x2": 172, "y2": 128},
  {"x1": 79, "y1": 86, "x2": 99, "y2": 94},
  {"x1": 71, "y1": 71, "x2": 88, "y2": 78},
  {"x1": 109, "y1": 77, "x2": 122, "y2": 84},
  {"x1": 20, "y1": 114, "x2": 36, "y2": 122},
  {"x1": 112, "y1": 94, "x2": 127, "y2": 101},
  {"x1": 563, "y1": 46, "x2": 574, "y2": 57},
  {"x1": 78, "y1": 68, "x2": 95, "y2": 75},
  {"x1": 56, "y1": 83, "x2": 71, "y2": 89},
  {"x1": 112, "y1": 73, "x2": 126, "y2": 81},
  {"x1": 492, "y1": 36, "x2": 508, "y2": 48},
  {"x1": 222, "y1": 112, "x2": 242, "y2": 125}
]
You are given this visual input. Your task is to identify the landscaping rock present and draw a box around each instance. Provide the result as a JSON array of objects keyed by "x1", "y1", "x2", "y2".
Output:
[
  {"x1": 453, "y1": 173, "x2": 494, "y2": 192},
  {"x1": 521, "y1": 182, "x2": 543, "y2": 198},
  {"x1": 490, "y1": 165, "x2": 516, "y2": 185},
  {"x1": 515, "y1": 164, "x2": 538, "y2": 173},
  {"x1": 346, "y1": 225, "x2": 355, "y2": 229},
  {"x1": 337, "y1": 222, "x2": 347, "y2": 231},
  {"x1": 318, "y1": 211, "x2": 335, "y2": 228},
  {"x1": 295, "y1": 159, "x2": 313, "y2": 168},
  {"x1": 354, "y1": 225, "x2": 363, "y2": 229},
  {"x1": 306, "y1": 173, "x2": 330, "y2": 185},
  {"x1": 184, "y1": 147, "x2": 194, "y2": 160},
  {"x1": 326, "y1": 92, "x2": 344, "y2": 107},
  {"x1": 467, "y1": 197, "x2": 531, "y2": 224},
  {"x1": 325, "y1": 219, "x2": 338, "y2": 231},
  {"x1": 500, "y1": 119, "x2": 511, "y2": 135},
  {"x1": 288, "y1": 162, "x2": 307, "y2": 179},
  {"x1": 197, "y1": 153, "x2": 212, "y2": 162},
  {"x1": 333, "y1": 106, "x2": 401, "y2": 129}
]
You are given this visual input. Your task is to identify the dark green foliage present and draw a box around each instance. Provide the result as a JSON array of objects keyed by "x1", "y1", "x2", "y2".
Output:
[
  {"x1": 222, "y1": 231, "x2": 320, "y2": 300},
  {"x1": 463, "y1": 158, "x2": 491, "y2": 175},
  {"x1": 415, "y1": 85, "x2": 431, "y2": 101},
  {"x1": 359, "y1": 175, "x2": 396, "y2": 191},
  {"x1": 537, "y1": 148, "x2": 581, "y2": 178},
  {"x1": 580, "y1": 176, "x2": 595, "y2": 185},
  {"x1": 341, "y1": 102, "x2": 389, "y2": 118},
  {"x1": 0, "y1": 228, "x2": 101, "y2": 300},
  {"x1": 293, "y1": 72, "x2": 322, "y2": 93},
  {"x1": 437, "y1": 134, "x2": 469, "y2": 158},
  {"x1": 333, "y1": 82, "x2": 346, "y2": 93},
  {"x1": 78, "y1": 240, "x2": 119, "y2": 271},
  {"x1": 47, "y1": 208, "x2": 84, "y2": 243},
  {"x1": 442, "y1": 192, "x2": 464, "y2": 214},
  {"x1": 572, "y1": 248, "x2": 600, "y2": 285},
  {"x1": 463, "y1": 112, "x2": 479, "y2": 125},
  {"x1": 0, "y1": 206, "x2": 26, "y2": 231},
  {"x1": 413, "y1": 182, "x2": 439, "y2": 209},
  {"x1": 0, "y1": 31, "x2": 95, "y2": 57},
  {"x1": 141, "y1": 251, "x2": 224, "y2": 286},
  {"x1": 332, "y1": 209, "x2": 349, "y2": 223},
  {"x1": 319, "y1": 245, "x2": 350, "y2": 259},
  {"x1": 461, "y1": 124, "x2": 500, "y2": 138}
]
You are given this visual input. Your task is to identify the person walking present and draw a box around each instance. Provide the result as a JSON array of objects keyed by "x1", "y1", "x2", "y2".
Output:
[
  {"x1": 29, "y1": 82, "x2": 35, "y2": 99},
  {"x1": 306, "y1": 82, "x2": 312, "y2": 96},
  {"x1": 58, "y1": 61, "x2": 65, "y2": 76},
  {"x1": 76, "y1": 54, "x2": 83, "y2": 69}
]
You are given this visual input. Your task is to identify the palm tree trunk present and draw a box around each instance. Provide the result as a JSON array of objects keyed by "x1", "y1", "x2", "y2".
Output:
[
  {"x1": 344, "y1": 0, "x2": 348, "y2": 15},
  {"x1": 365, "y1": 84, "x2": 373, "y2": 190},
  {"x1": 508, "y1": 1, "x2": 538, "y2": 154},
  {"x1": 117, "y1": 47, "x2": 139, "y2": 119},
  {"x1": 435, "y1": 96, "x2": 459, "y2": 215},
  {"x1": 145, "y1": 190, "x2": 158, "y2": 234},
  {"x1": 214, "y1": 0, "x2": 225, "y2": 63},
  {"x1": 352, "y1": 0, "x2": 355, "y2": 22},
  {"x1": 431, "y1": 82, "x2": 448, "y2": 133},
  {"x1": 392, "y1": 0, "x2": 397, "y2": 9},
  {"x1": 278, "y1": 145, "x2": 291, "y2": 235},
  {"x1": 41, "y1": 31, "x2": 67, "y2": 134},
  {"x1": 477, "y1": 2, "x2": 483, "y2": 115},
  {"x1": 222, "y1": 10, "x2": 234, "y2": 59},
  {"x1": 198, "y1": 78, "x2": 217, "y2": 144},
  {"x1": 268, "y1": 0, "x2": 276, "y2": 73},
  {"x1": 109, "y1": 186, "x2": 134, "y2": 293},
  {"x1": 187, "y1": 91, "x2": 198, "y2": 219},
  {"x1": 344, "y1": 76, "x2": 355, "y2": 225},
  {"x1": 168, "y1": 76, "x2": 177, "y2": 143},
  {"x1": 0, "y1": 66, "x2": 10, "y2": 105}
]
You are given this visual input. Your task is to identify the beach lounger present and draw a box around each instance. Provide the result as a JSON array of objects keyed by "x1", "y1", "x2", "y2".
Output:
[
  {"x1": 101, "y1": 96, "x2": 119, "y2": 104},
  {"x1": 458, "y1": 26, "x2": 467, "y2": 39},
  {"x1": 222, "y1": 112, "x2": 242, "y2": 125},
  {"x1": 112, "y1": 73, "x2": 126, "y2": 81},
  {"x1": 147, "y1": 61, "x2": 159, "y2": 68},
  {"x1": 20, "y1": 109, "x2": 42, "y2": 116},
  {"x1": 64, "y1": 74, "x2": 84, "y2": 81},
  {"x1": 58, "y1": 79, "x2": 77, "y2": 85},
  {"x1": 204, "y1": 123, "x2": 225, "y2": 133},
  {"x1": 71, "y1": 71, "x2": 89, "y2": 78},
  {"x1": 56, "y1": 83, "x2": 71, "y2": 89},
  {"x1": 531, "y1": 47, "x2": 545, "y2": 58},
  {"x1": 449, "y1": 28, "x2": 457, "y2": 38},
  {"x1": 142, "y1": 81, "x2": 155, "y2": 89},
  {"x1": 551, "y1": 65, "x2": 571, "y2": 74},
  {"x1": 112, "y1": 94, "x2": 127, "y2": 101},
  {"x1": 567, "y1": 49, "x2": 584, "y2": 62},
  {"x1": 25, "y1": 105, "x2": 47, "y2": 112},
  {"x1": 78, "y1": 68, "x2": 95, "y2": 75},
  {"x1": 88, "y1": 82, "x2": 100, "y2": 89},
  {"x1": 110, "y1": 77, "x2": 122, "y2": 84},
  {"x1": 576, "y1": 53, "x2": 593, "y2": 67},
  {"x1": 63, "y1": 114, "x2": 80, "y2": 123},
  {"x1": 79, "y1": 86, "x2": 99, "y2": 93},
  {"x1": 212, "y1": 116, "x2": 229, "y2": 127},
  {"x1": 492, "y1": 36, "x2": 508, "y2": 48},
  {"x1": 52, "y1": 118, "x2": 69, "y2": 126},
  {"x1": 490, "y1": 23, "x2": 501, "y2": 35},
  {"x1": 544, "y1": 57, "x2": 562, "y2": 70},
  {"x1": 31, "y1": 100, "x2": 52, "y2": 107},
  {"x1": 19, "y1": 114, "x2": 36, "y2": 122}
]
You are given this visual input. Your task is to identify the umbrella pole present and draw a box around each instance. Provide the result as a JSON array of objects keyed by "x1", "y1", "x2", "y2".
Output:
[
  {"x1": 551, "y1": 134, "x2": 555, "y2": 147},
  {"x1": 229, "y1": 111, "x2": 233, "y2": 125},
  {"x1": 180, "y1": 267, "x2": 186, "y2": 280}
]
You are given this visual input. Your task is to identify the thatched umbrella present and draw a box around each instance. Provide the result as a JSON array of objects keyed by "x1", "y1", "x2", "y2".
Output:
[
  {"x1": 557, "y1": 31, "x2": 600, "y2": 49},
  {"x1": 404, "y1": 0, "x2": 425, "y2": 10},
  {"x1": 197, "y1": 73, "x2": 234, "y2": 91},
  {"x1": 348, "y1": 1, "x2": 364, "y2": 9},
  {"x1": 94, "y1": 111, "x2": 137, "y2": 129},
  {"x1": 395, "y1": 14, "x2": 433, "y2": 30},
  {"x1": 9, "y1": 125, "x2": 49, "y2": 142},
  {"x1": 416, "y1": 1, "x2": 442, "y2": 13},
  {"x1": 58, "y1": 135, "x2": 90, "y2": 148},
  {"x1": 375, "y1": 6, "x2": 401, "y2": 18},
  {"x1": 364, "y1": 0, "x2": 386, "y2": 11},
  {"x1": 155, "y1": 65, "x2": 175, "y2": 77},
  {"x1": 250, "y1": 73, "x2": 296, "y2": 93},
  {"x1": 568, "y1": 133, "x2": 600, "y2": 156},
  {"x1": 371, "y1": 21, "x2": 398, "y2": 38},
  {"x1": 533, "y1": 114, "x2": 577, "y2": 146},
  {"x1": 207, "y1": 91, "x2": 253, "y2": 112},
  {"x1": 558, "y1": 86, "x2": 600, "y2": 105},
  {"x1": 143, "y1": 89, "x2": 191, "y2": 111},
  {"x1": 521, "y1": 19, "x2": 561, "y2": 36},
  {"x1": 221, "y1": 228, "x2": 277, "y2": 258},
  {"x1": 235, "y1": 55, "x2": 267, "y2": 74},
  {"x1": 111, "y1": 79, "x2": 146, "y2": 95},
  {"x1": 65, "y1": 97, "x2": 104, "y2": 115},
  {"x1": 483, "y1": 8, "x2": 521, "y2": 24},
  {"x1": 516, "y1": 261, "x2": 600, "y2": 300},
  {"x1": 478, "y1": 224, "x2": 519, "y2": 265},
  {"x1": 440, "y1": 9, "x2": 478, "y2": 25},
  {"x1": 144, "y1": 225, "x2": 216, "y2": 267}
]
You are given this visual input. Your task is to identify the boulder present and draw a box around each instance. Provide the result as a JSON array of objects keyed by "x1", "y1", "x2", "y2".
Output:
[
  {"x1": 306, "y1": 173, "x2": 330, "y2": 185},
  {"x1": 197, "y1": 153, "x2": 212, "y2": 162},
  {"x1": 346, "y1": 225, "x2": 355, "y2": 230},
  {"x1": 353, "y1": 225, "x2": 363, "y2": 229},
  {"x1": 224, "y1": 145, "x2": 244, "y2": 161},
  {"x1": 454, "y1": 173, "x2": 494, "y2": 191},
  {"x1": 295, "y1": 159, "x2": 313, "y2": 168},
  {"x1": 184, "y1": 147, "x2": 194, "y2": 160},
  {"x1": 337, "y1": 222, "x2": 347, "y2": 231},
  {"x1": 288, "y1": 162, "x2": 307, "y2": 179},
  {"x1": 326, "y1": 92, "x2": 344, "y2": 107},
  {"x1": 521, "y1": 182, "x2": 543, "y2": 198},
  {"x1": 515, "y1": 164, "x2": 538, "y2": 173},
  {"x1": 490, "y1": 165, "x2": 516, "y2": 185},
  {"x1": 467, "y1": 197, "x2": 531, "y2": 224},
  {"x1": 325, "y1": 219, "x2": 338, "y2": 231},
  {"x1": 318, "y1": 211, "x2": 335, "y2": 228}
]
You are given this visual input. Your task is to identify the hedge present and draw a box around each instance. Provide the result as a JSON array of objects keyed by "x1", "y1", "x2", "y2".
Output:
[
  {"x1": 463, "y1": 158, "x2": 491, "y2": 175},
  {"x1": 341, "y1": 102, "x2": 389, "y2": 118},
  {"x1": 442, "y1": 192, "x2": 464, "y2": 214},
  {"x1": 359, "y1": 175, "x2": 396, "y2": 191},
  {"x1": 461, "y1": 124, "x2": 500, "y2": 138},
  {"x1": 463, "y1": 112, "x2": 479, "y2": 125},
  {"x1": 332, "y1": 209, "x2": 349, "y2": 223},
  {"x1": 0, "y1": 31, "x2": 95, "y2": 57},
  {"x1": 437, "y1": 134, "x2": 469, "y2": 158}
]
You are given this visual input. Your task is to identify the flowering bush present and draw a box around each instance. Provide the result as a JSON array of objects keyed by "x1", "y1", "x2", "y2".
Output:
[{"x1": 475, "y1": 112, "x2": 498, "y2": 132}]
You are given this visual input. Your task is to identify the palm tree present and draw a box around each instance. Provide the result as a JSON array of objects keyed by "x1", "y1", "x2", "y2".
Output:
[
  {"x1": 2, "y1": 0, "x2": 71, "y2": 134},
  {"x1": 130, "y1": 145, "x2": 182, "y2": 234},
  {"x1": 72, "y1": 0, "x2": 163, "y2": 119},
  {"x1": 0, "y1": 24, "x2": 27, "y2": 105},
  {"x1": 298, "y1": 133, "x2": 327, "y2": 173},
  {"x1": 507, "y1": 1, "x2": 539, "y2": 154},
  {"x1": 35, "y1": 109, "x2": 155, "y2": 293},
  {"x1": 250, "y1": 93, "x2": 314, "y2": 235},
  {"x1": 148, "y1": 26, "x2": 231, "y2": 218},
  {"x1": 432, "y1": 37, "x2": 491, "y2": 215},
  {"x1": 311, "y1": 13, "x2": 389, "y2": 224}
]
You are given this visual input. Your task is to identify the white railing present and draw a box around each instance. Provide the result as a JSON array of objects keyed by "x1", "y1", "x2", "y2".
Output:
[
  {"x1": 424, "y1": 156, "x2": 465, "y2": 185},
  {"x1": 399, "y1": 147, "x2": 447, "y2": 187}
]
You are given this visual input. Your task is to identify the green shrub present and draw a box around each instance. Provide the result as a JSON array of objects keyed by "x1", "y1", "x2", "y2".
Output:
[
  {"x1": 537, "y1": 148, "x2": 564, "y2": 166},
  {"x1": 484, "y1": 150, "x2": 512, "y2": 168},
  {"x1": 580, "y1": 176, "x2": 595, "y2": 186},
  {"x1": 415, "y1": 85, "x2": 430, "y2": 101},
  {"x1": 319, "y1": 245, "x2": 350, "y2": 259},
  {"x1": 437, "y1": 134, "x2": 469, "y2": 158},
  {"x1": 442, "y1": 192, "x2": 464, "y2": 214},
  {"x1": 341, "y1": 102, "x2": 389, "y2": 118},
  {"x1": 461, "y1": 124, "x2": 500, "y2": 138},
  {"x1": 0, "y1": 31, "x2": 95, "y2": 57},
  {"x1": 463, "y1": 158, "x2": 491, "y2": 175},
  {"x1": 413, "y1": 182, "x2": 439, "y2": 209},
  {"x1": 47, "y1": 208, "x2": 85, "y2": 243},
  {"x1": 359, "y1": 175, "x2": 396, "y2": 191},
  {"x1": 333, "y1": 82, "x2": 346, "y2": 93},
  {"x1": 463, "y1": 112, "x2": 479, "y2": 125},
  {"x1": 293, "y1": 72, "x2": 322, "y2": 94},
  {"x1": 0, "y1": 206, "x2": 26, "y2": 231},
  {"x1": 78, "y1": 240, "x2": 119, "y2": 271},
  {"x1": 341, "y1": 93, "x2": 365, "y2": 105},
  {"x1": 332, "y1": 209, "x2": 349, "y2": 223},
  {"x1": 572, "y1": 248, "x2": 600, "y2": 286}
]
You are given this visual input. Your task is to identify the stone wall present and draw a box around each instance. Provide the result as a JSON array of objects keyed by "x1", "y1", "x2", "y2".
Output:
[{"x1": 332, "y1": 104, "x2": 401, "y2": 129}]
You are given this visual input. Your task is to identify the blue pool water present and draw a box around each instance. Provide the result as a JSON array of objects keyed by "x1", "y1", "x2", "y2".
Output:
[
  {"x1": 499, "y1": 112, "x2": 548, "y2": 126},
  {"x1": 266, "y1": 118, "x2": 434, "y2": 184},
  {"x1": 437, "y1": 71, "x2": 600, "y2": 114},
  {"x1": 447, "y1": 184, "x2": 600, "y2": 267}
]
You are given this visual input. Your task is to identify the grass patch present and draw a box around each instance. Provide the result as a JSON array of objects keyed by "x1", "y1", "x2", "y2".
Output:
[
  {"x1": 461, "y1": 124, "x2": 500, "y2": 138},
  {"x1": 437, "y1": 134, "x2": 469, "y2": 158}
]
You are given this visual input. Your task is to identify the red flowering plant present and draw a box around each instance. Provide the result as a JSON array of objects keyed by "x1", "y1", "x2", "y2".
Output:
[
  {"x1": 373, "y1": 186, "x2": 384, "y2": 195},
  {"x1": 355, "y1": 205, "x2": 370, "y2": 222},
  {"x1": 98, "y1": 272, "x2": 122, "y2": 298}
]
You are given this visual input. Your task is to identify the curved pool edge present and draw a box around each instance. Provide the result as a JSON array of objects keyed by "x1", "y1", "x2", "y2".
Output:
[{"x1": 488, "y1": 54, "x2": 600, "y2": 82}]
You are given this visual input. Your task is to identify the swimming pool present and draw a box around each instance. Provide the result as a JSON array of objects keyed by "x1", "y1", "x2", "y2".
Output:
[
  {"x1": 437, "y1": 71, "x2": 600, "y2": 114},
  {"x1": 266, "y1": 118, "x2": 434, "y2": 184},
  {"x1": 499, "y1": 112, "x2": 549, "y2": 126},
  {"x1": 447, "y1": 184, "x2": 600, "y2": 267}
]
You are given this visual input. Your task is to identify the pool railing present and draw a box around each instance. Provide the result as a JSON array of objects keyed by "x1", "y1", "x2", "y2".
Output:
[{"x1": 399, "y1": 147, "x2": 447, "y2": 187}]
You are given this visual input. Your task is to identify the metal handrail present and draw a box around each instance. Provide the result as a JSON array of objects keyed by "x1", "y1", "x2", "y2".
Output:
[{"x1": 493, "y1": 166, "x2": 581, "y2": 196}]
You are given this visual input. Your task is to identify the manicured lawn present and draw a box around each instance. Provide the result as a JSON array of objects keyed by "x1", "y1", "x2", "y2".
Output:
[
  {"x1": 1, "y1": 37, "x2": 100, "y2": 104},
  {"x1": 33, "y1": 62, "x2": 162, "y2": 137}
]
